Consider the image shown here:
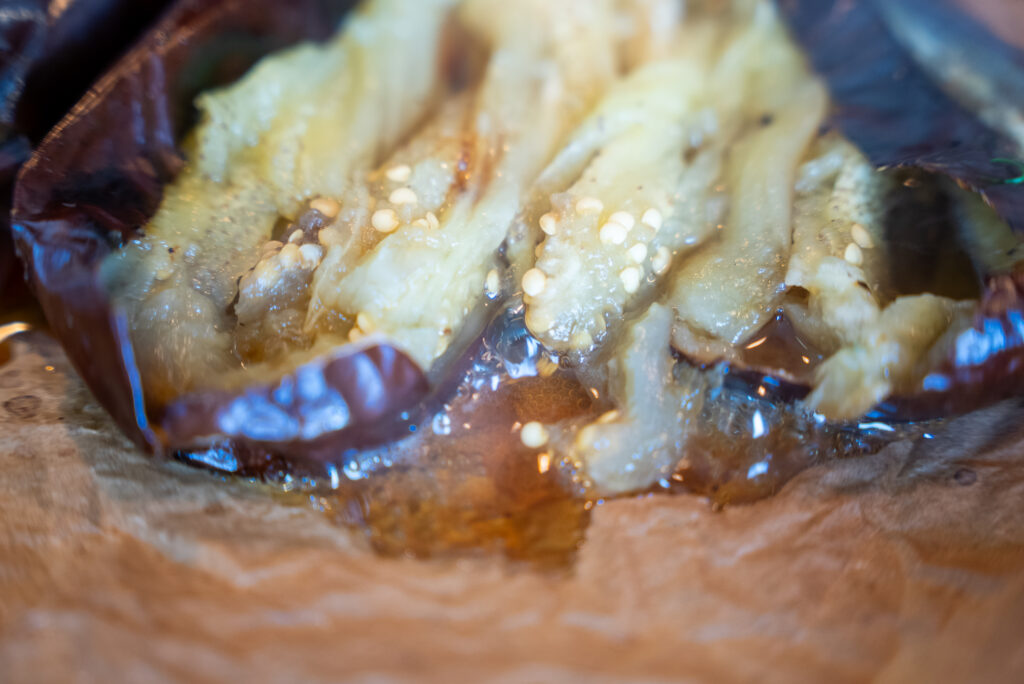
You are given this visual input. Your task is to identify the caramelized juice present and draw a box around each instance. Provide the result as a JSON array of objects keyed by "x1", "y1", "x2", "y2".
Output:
[
  {"x1": 252, "y1": 308, "x2": 929, "y2": 566},
  {"x1": 321, "y1": 372, "x2": 596, "y2": 567}
]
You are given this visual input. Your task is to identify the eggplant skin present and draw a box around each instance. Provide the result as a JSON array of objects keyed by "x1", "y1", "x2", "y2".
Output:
[
  {"x1": 0, "y1": 138, "x2": 31, "y2": 302},
  {"x1": 879, "y1": 270, "x2": 1024, "y2": 421},
  {"x1": 775, "y1": 0, "x2": 1024, "y2": 234},
  {"x1": 11, "y1": 0, "x2": 430, "y2": 474},
  {"x1": 1, "y1": 0, "x2": 175, "y2": 304},
  {"x1": 1, "y1": 0, "x2": 176, "y2": 142},
  {"x1": 160, "y1": 344, "x2": 429, "y2": 452}
]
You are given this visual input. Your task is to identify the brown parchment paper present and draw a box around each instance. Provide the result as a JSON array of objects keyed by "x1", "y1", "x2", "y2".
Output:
[{"x1": 2, "y1": 329, "x2": 1024, "y2": 683}]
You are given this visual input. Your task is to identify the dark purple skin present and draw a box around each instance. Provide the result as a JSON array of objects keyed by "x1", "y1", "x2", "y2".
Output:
[
  {"x1": 776, "y1": 0, "x2": 1024, "y2": 229},
  {"x1": 1, "y1": 0, "x2": 176, "y2": 303},
  {"x1": 875, "y1": 270, "x2": 1024, "y2": 421},
  {"x1": 0, "y1": 137, "x2": 31, "y2": 304},
  {"x1": 12, "y1": 0, "x2": 431, "y2": 476},
  {"x1": 1, "y1": 0, "x2": 177, "y2": 141}
]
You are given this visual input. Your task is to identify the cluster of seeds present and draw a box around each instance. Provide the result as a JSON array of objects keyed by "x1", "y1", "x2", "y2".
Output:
[
  {"x1": 844, "y1": 222, "x2": 874, "y2": 267},
  {"x1": 522, "y1": 197, "x2": 671, "y2": 301},
  {"x1": 370, "y1": 164, "x2": 442, "y2": 234},
  {"x1": 244, "y1": 205, "x2": 340, "y2": 296},
  {"x1": 242, "y1": 158, "x2": 457, "y2": 350}
]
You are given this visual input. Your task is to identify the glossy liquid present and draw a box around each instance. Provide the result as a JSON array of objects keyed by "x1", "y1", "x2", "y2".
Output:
[
  {"x1": 320, "y1": 372, "x2": 596, "y2": 567},
  {"x1": 258, "y1": 308, "x2": 928, "y2": 566},
  {"x1": 9, "y1": 296, "x2": 924, "y2": 566}
]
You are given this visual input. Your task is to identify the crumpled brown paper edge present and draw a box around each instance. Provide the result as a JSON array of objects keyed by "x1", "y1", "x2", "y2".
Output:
[{"x1": 2, "y1": 330, "x2": 1024, "y2": 683}]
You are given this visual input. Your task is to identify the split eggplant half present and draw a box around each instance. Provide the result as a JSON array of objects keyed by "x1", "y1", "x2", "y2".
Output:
[{"x1": 12, "y1": 0, "x2": 1024, "y2": 496}]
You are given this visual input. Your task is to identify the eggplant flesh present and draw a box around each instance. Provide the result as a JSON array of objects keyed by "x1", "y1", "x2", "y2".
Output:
[{"x1": 12, "y1": 0, "x2": 1024, "y2": 496}]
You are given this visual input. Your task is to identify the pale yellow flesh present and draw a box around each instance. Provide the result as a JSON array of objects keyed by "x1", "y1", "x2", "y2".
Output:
[
  {"x1": 105, "y1": 0, "x2": 460, "y2": 400},
  {"x1": 571, "y1": 303, "x2": 702, "y2": 493},
  {"x1": 522, "y1": 48, "x2": 722, "y2": 352}
]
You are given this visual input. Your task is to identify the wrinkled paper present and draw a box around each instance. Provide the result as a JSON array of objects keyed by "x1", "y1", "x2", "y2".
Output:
[{"x1": 2, "y1": 330, "x2": 1024, "y2": 683}]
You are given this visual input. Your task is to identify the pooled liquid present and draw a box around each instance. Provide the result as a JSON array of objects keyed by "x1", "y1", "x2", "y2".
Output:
[
  {"x1": 252, "y1": 309, "x2": 604, "y2": 567},
  {"x1": 322, "y1": 372, "x2": 596, "y2": 567},
  {"x1": 238, "y1": 307, "x2": 930, "y2": 566}
]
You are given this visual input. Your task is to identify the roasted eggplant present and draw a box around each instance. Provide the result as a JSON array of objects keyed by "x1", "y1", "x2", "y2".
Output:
[{"x1": 12, "y1": 0, "x2": 1024, "y2": 501}]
